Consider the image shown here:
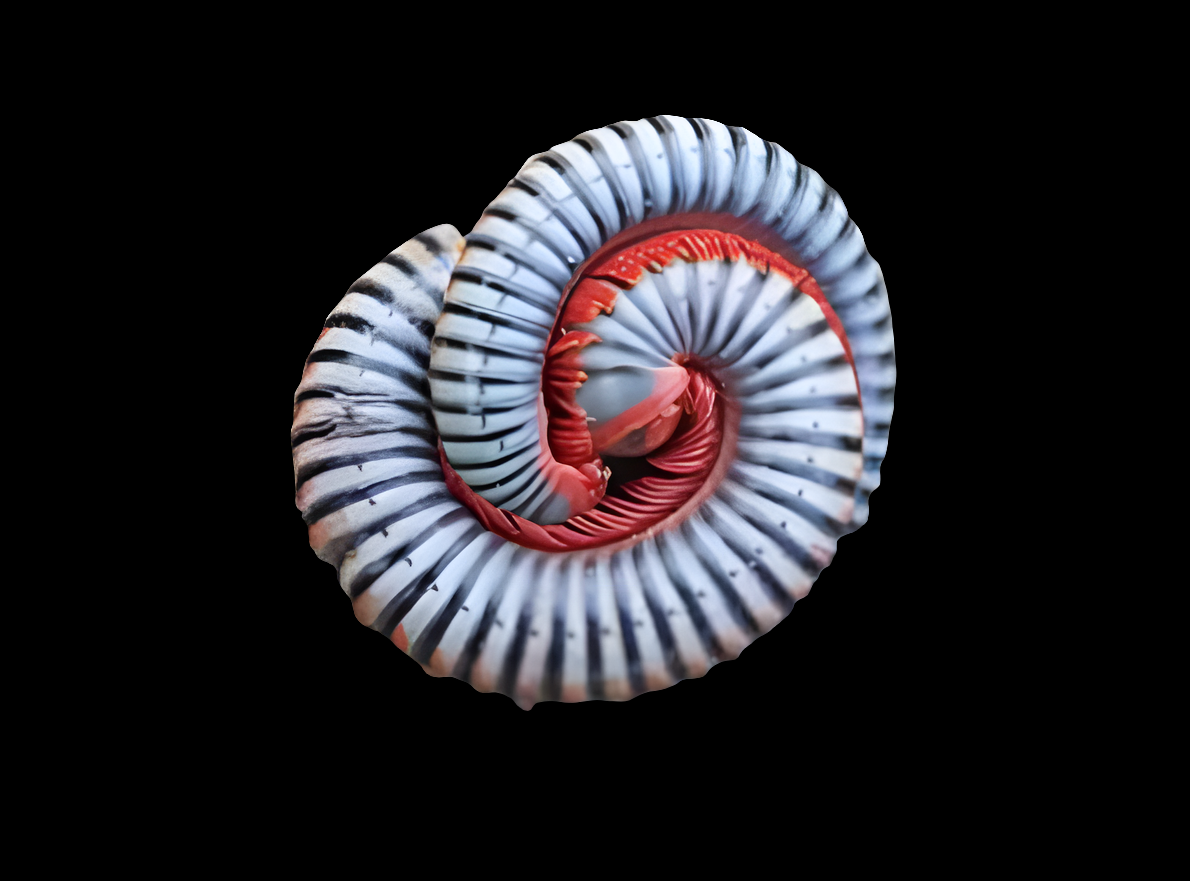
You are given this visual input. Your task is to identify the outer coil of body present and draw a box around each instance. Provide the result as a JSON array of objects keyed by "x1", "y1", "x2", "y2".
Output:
[
  {"x1": 292, "y1": 117, "x2": 895, "y2": 708},
  {"x1": 431, "y1": 117, "x2": 893, "y2": 526}
]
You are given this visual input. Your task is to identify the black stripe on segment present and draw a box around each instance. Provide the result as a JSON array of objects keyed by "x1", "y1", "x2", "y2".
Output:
[
  {"x1": 413, "y1": 231, "x2": 445, "y2": 256},
  {"x1": 381, "y1": 252, "x2": 433, "y2": 294},
  {"x1": 655, "y1": 534, "x2": 723, "y2": 660},
  {"x1": 632, "y1": 543, "x2": 688, "y2": 682},
  {"x1": 502, "y1": 173, "x2": 595, "y2": 263},
  {"x1": 727, "y1": 467, "x2": 850, "y2": 538},
  {"x1": 541, "y1": 577, "x2": 568, "y2": 703},
  {"x1": 436, "y1": 422, "x2": 527, "y2": 445},
  {"x1": 345, "y1": 501, "x2": 469, "y2": 599},
  {"x1": 291, "y1": 423, "x2": 335, "y2": 449},
  {"x1": 439, "y1": 301, "x2": 552, "y2": 337},
  {"x1": 684, "y1": 117, "x2": 712, "y2": 212},
  {"x1": 429, "y1": 399, "x2": 526, "y2": 417},
  {"x1": 294, "y1": 443, "x2": 439, "y2": 492},
  {"x1": 451, "y1": 551, "x2": 518, "y2": 683},
  {"x1": 347, "y1": 277, "x2": 399, "y2": 305},
  {"x1": 302, "y1": 468, "x2": 444, "y2": 525},
  {"x1": 372, "y1": 523, "x2": 486, "y2": 639},
  {"x1": 743, "y1": 319, "x2": 832, "y2": 372},
  {"x1": 678, "y1": 520, "x2": 759, "y2": 635},
  {"x1": 323, "y1": 313, "x2": 431, "y2": 368},
  {"x1": 645, "y1": 116, "x2": 683, "y2": 213},
  {"x1": 482, "y1": 207, "x2": 578, "y2": 271},
  {"x1": 432, "y1": 336, "x2": 544, "y2": 367},
  {"x1": 739, "y1": 393, "x2": 861, "y2": 416},
  {"x1": 464, "y1": 235, "x2": 570, "y2": 288},
  {"x1": 729, "y1": 500, "x2": 826, "y2": 581},
  {"x1": 510, "y1": 473, "x2": 556, "y2": 522},
  {"x1": 734, "y1": 452, "x2": 858, "y2": 497},
  {"x1": 714, "y1": 262, "x2": 771, "y2": 354},
  {"x1": 727, "y1": 126, "x2": 749, "y2": 208},
  {"x1": 304, "y1": 349, "x2": 426, "y2": 394},
  {"x1": 610, "y1": 123, "x2": 656, "y2": 220},
  {"x1": 462, "y1": 453, "x2": 539, "y2": 494},
  {"x1": 539, "y1": 153, "x2": 610, "y2": 244},
  {"x1": 762, "y1": 139, "x2": 775, "y2": 175},
  {"x1": 700, "y1": 506, "x2": 797, "y2": 613},
  {"x1": 583, "y1": 566, "x2": 604, "y2": 700},
  {"x1": 498, "y1": 557, "x2": 542, "y2": 696},
  {"x1": 410, "y1": 537, "x2": 497, "y2": 666},
  {"x1": 448, "y1": 441, "x2": 538, "y2": 475},
  {"x1": 746, "y1": 350, "x2": 847, "y2": 389},
  {"x1": 427, "y1": 368, "x2": 533, "y2": 388},
  {"x1": 575, "y1": 136, "x2": 630, "y2": 231},
  {"x1": 450, "y1": 268, "x2": 557, "y2": 314},
  {"x1": 295, "y1": 389, "x2": 335, "y2": 403},
  {"x1": 736, "y1": 424, "x2": 864, "y2": 452},
  {"x1": 611, "y1": 556, "x2": 645, "y2": 695}
]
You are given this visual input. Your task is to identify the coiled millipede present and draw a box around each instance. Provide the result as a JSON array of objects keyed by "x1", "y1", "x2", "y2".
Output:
[{"x1": 292, "y1": 116, "x2": 894, "y2": 709}]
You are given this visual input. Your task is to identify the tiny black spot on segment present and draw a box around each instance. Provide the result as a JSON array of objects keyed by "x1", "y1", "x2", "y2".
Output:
[
  {"x1": 368, "y1": 499, "x2": 376, "y2": 506},
  {"x1": 697, "y1": 591, "x2": 706, "y2": 598},
  {"x1": 357, "y1": 464, "x2": 363, "y2": 471},
  {"x1": 635, "y1": 620, "x2": 644, "y2": 627},
  {"x1": 813, "y1": 421, "x2": 819, "y2": 428},
  {"x1": 496, "y1": 619, "x2": 504, "y2": 628},
  {"x1": 462, "y1": 606, "x2": 469, "y2": 612},
  {"x1": 405, "y1": 557, "x2": 412, "y2": 566},
  {"x1": 781, "y1": 522, "x2": 787, "y2": 528},
  {"x1": 601, "y1": 627, "x2": 611, "y2": 635},
  {"x1": 755, "y1": 548, "x2": 763, "y2": 555},
  {"x1": 798, "y1": 489, "x2": 804, "y2": 496},
  {"x1": 382, "y1": 528, "x2": 389, "y2": 537},
  {"x1": 567, "y1": 631, "x2": 575, "y2": 639},
  {"x1": 729, "y1": 570, "x2": 738, "y2": 577},
  {"x1": 531, "y1": 629, "x2": 539, "y2": 637},
  {"x1": 430, "y1": 585, "x2": 438, "y2": 591}
]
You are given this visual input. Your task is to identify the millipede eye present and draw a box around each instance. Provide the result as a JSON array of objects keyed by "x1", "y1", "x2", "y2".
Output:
[{"x1": 293, "y1": 116, "x2": 894, "y2": 709}]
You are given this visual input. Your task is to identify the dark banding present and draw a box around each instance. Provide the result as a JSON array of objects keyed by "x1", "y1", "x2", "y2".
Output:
[
  {"x1": 305, "y1": 349, "x2": 426, "y2": 394},
  {"x1": 609, "y1": 123, "x2": 657, "y2": 219},
  {"x1": 372, "y1": 523, "x2": 486, "y2": 638},
  {"x1": 440, "y1": 301, "x2": 553, "y2": 337},
  {"x1": 574, "y1": 135, "x2": 630, "y2": 231},
  {"x1": 632, "y1": 543, "x2": 688, "y2": 682},
  {"x1": 464, "y1": 234, "x2": 571, "y2": 288},
  {"x1": 410, "y1": 536, "x2": 500, "y2": 666},
  {"x1": 381, "y1": 252, "x2": 434, "y2": 295},
  {"x1": 701, "y1": 505, "x2": 798, "y2": 612},
  {"x1": 611, "y1": 555, "x2": 646, "y2": 695},
  {"x1": 498, "y1": 557, "x2": 542, "y2": 697},
  {"x1": 655, "y1": 534, "x2": 724, "y2": 660},
  {"x1": 539, "y1": 152, "x2": 611, "y2": 244},
  {"x1": 451, "y1": 549, "x2": 520, "y2": 683},
  {"x1": 413, "y1": 231, "x2": 446, "y2": 256},
  {"x1": 501, "y1": 172, "x2": 597, "y2": 262},
  {"x1": 738, "y1": 393, "x2": 861, "y2": 416},
  {"x1": 345, "y1": 502, "x2": 471, "y2": 599},
  {"x1": 728, "y1": 467, "x2": 851, "y2": 538},
  {"x1": 291, "y1": 423, "x2": 336, "y2": 449},
  {"x1": 645, "y1": 116, "x2": 684, "y2": 214},
  {"x1": 540, "y1": 577, "x2": 568, "y2": 703},
  {"x1": 294, "y1": 442, "x2": 440, "y2": 491},
  {"x1": 685, "y1": 117, "x2": 713, "y2": 212},
  {"x1": 678, "y1": 519, "x2": 760, "y2": 635},
  {"x1": 301, "y1": 467, "x2": 445, "y2": 526},
  {"x1": 583, "y1": 565, "x2": 604, "y2": 700},
  {"x1": 450, "y1": 267, "x2": 559, "y2": 314}
]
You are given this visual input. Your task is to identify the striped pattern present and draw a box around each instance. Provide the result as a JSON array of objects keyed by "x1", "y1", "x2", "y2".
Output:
[
  {"x1": 293, "y1": 118, "x2": 895, "y2": 709},
  {"x1": 430, "y1": 116, "x2": 892, "y2": 525}
]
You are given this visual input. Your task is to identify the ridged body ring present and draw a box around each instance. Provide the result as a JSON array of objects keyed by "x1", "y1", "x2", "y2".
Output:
[{"x1": 292, "y1": 116, "x2": 895, "y2": 709}]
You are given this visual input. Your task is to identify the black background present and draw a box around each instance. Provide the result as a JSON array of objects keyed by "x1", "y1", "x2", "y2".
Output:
[{"x1": 257, "y1": 98, "x2": 944, "y2": 770}]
